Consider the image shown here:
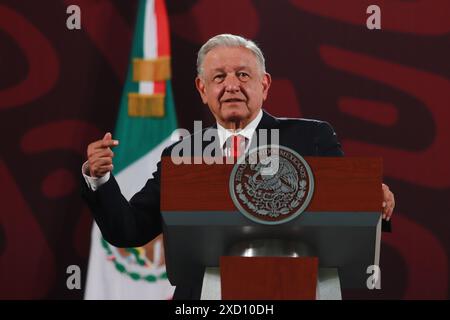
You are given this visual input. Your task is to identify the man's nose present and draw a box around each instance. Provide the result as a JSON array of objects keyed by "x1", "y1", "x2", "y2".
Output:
[{"x1": 224, "y1": 74, "x2": 241, "y2": 92}]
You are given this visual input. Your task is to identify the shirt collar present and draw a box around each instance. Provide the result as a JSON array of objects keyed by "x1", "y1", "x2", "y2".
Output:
[{"x1": 216, "y1": 109, "x2": 263, "y2": 149}]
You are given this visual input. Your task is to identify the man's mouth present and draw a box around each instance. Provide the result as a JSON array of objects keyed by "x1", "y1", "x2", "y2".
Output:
[{"x1": 221, "y1": 98, "x2": 246, "y2": 103}]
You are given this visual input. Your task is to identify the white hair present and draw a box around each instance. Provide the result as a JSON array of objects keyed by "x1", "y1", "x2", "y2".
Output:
[{"x1": 196, "y1": 34, "x2": 266, "y2": 77}]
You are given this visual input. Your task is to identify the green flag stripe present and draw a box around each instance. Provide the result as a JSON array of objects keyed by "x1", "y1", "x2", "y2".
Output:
[{"x1": 113, "y1": 0, "x2": 177, "y2": 174}]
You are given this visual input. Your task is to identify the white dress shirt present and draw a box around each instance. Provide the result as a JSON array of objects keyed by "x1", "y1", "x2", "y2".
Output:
[{"x1": 217, "y1": 109, "x2": 262, "y2": 157}]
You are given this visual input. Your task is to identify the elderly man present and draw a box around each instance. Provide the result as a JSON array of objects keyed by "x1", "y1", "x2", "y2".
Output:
[{"x1": 82, "y1": 34, "x2": 395, "y2": 299}]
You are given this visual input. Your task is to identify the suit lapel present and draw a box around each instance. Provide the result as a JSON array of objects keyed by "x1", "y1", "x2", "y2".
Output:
[
  {"x1": 255, "y1": 110, "x2": 279, "y2": 131},
  {"x1": 252, "y1": 110, "x2": 280, "y2": 149}
]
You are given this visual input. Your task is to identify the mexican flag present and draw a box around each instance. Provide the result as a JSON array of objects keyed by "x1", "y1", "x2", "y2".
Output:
[{"x1": 84, "y1": 0, "x2": 177, "y2": 299}]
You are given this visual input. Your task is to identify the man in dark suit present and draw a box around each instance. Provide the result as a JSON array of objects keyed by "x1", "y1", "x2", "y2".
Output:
[{"x1": 81, "y1": 34, "x2": 395, "y2": 299}]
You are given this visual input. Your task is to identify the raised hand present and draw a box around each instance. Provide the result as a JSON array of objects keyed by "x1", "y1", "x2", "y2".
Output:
[{"x1": 86, "y1": 132, "x2": 119, "y2": 178}]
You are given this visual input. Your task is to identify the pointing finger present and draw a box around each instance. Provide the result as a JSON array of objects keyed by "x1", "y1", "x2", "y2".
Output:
[
  {"x1": 101, "y1": 139, "x2": 119, "y2": 148},
  {"x1": 103, "y1": 132, "x2": 112, "y2": 141}
]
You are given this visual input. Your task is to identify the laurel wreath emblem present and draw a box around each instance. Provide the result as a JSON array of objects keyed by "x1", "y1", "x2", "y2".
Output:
[
  {"x1": 101, "y1": 238, "x2": 168, "y2": 282},
  {"x1": 230, "y1": 145, "x2": 314, "y2": 225}
]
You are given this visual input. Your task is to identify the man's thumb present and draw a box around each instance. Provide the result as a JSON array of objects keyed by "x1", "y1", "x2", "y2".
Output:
[{"x1": 103, "y1": 132, "x2": 112, "y2": 141}]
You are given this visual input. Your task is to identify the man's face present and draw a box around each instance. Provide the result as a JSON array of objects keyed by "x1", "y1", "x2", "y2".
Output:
[{"x1": 195, "y1": 46, "x2": 271, "y2": 129}]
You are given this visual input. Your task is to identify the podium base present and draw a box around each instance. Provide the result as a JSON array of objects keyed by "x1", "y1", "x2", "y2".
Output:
[{"x1": 200, "y1": 267, "x2": 342, "y2": 300}]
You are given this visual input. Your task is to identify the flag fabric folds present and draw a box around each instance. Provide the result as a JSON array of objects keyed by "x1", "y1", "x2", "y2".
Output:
[{"x1": 84, "y1": 0, "x2": 177, "y2": 300}]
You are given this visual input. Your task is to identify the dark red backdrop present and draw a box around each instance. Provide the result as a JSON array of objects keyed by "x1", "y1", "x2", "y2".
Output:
[{"x1": 0, "y1": 0, "x2": 449, "y2": 299}]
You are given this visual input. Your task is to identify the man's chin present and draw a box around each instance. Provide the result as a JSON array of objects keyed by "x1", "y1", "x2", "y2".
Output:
[{"x1": 222, "y1": 111, "x2": 248, "y2": 123}]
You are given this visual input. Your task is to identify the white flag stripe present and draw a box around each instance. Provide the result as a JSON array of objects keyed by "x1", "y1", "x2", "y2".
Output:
[
  {"x1": 115, "y1": 130, "x2": 179, "y2": 200},
  {"x1": 84, "y1": 225, "x2": 174, "y2": 300},
  {"x1": 84, "y1": 0, "x2": 177, "y2": 300},
  {"x1": 139, "y1": 0, "x2": 156, "y2": 95}
]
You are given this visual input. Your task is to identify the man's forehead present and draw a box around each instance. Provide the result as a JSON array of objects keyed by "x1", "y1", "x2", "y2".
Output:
[
  {"x1": 203, "y1": 46, "x2": 258, "y2": 69},
  {"x1": 210, "y1": 65, "x2": 251, "y2": 73}
]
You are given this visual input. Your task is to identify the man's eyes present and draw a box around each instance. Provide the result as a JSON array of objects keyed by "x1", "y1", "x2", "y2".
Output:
[
  {"x1": 237, "y1": 72, "x2": 250, "y2": 79},
  {"x1": 212, "y1": 72, "x2": 250, "y2": 83},
  {"x1": 213, "y1": 74, "x2": 225, "y2": 82}
]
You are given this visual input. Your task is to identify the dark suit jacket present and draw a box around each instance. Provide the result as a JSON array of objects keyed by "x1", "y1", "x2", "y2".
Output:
[{"x1": 81, "y1": 110, "x2": 390, "y2": 299}]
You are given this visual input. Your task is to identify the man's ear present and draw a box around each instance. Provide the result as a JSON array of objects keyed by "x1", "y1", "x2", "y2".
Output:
[
  {"x1": 262, "y1": 73, "x2": 272, "y2": 101},
  {"x1": 195, "y1": 76, "x2": 208, "y2": 104}
]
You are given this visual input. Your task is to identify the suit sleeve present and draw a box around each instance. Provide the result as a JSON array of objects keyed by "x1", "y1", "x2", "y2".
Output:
[
  {"x1": 315, "y1": 121, "x2": 392, "y2": 232},
  {"x1": 315, "y1": 121, "x2": 344, "y2": 157},
  {"x1": 80, "y1": 157, "x2": 164, "y2": 247}
]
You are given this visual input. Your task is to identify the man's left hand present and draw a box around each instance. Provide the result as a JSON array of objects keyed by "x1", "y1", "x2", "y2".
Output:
[{"x1": 382, "y1": 183, "x2": 395, "y2": 221}]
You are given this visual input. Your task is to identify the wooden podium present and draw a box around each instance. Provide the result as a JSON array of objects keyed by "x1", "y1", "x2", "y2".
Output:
[{"x1": 160, "y1": 157, "x2": 382, "y2": 300}]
